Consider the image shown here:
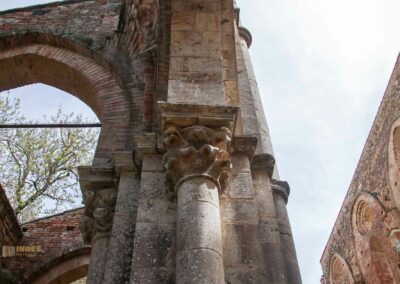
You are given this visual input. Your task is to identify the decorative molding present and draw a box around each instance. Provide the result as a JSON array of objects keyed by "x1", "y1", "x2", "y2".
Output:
[
  {"x1": 163, "y1": 125, "x2": 232, "y2": 195},
  {"x1": 158, "y1": 102, "x2": 239, "y2": 132}
]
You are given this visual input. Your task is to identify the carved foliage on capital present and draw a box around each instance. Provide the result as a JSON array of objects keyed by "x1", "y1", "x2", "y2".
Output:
[
  {"x1": 162, "y1": 125, "x2": 232, "y2": 194},
  {"x1": 80, "y1": 187, "x2": 117, "y2": 244}
]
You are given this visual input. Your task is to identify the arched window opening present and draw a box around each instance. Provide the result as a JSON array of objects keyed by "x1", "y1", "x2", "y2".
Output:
[
  {"x1": 0, "y1": 83, "x2": 100, "y2": 223},
  {"x1": 389, "y1": 120, "x2": 400, "y2": 211},
  {"x1": 329, "y1": 254, "x2": 354, "y2": 284},
  {"x1": 354, "y1": 200, "x2": 372, "y2": 235}
]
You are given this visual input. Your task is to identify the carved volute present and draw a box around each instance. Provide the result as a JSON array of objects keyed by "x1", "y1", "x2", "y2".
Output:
[
  {"x1": 162, "y1": 125, "x2": 232, "y2": 195},
  {"x1": 80, "y1": 187, "x2": 117, "y2": 244}
]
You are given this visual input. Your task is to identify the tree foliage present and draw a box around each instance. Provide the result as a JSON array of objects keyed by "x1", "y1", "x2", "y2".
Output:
[{"x1": 0, "y1": 96, "x2": 99, "y2": 222}]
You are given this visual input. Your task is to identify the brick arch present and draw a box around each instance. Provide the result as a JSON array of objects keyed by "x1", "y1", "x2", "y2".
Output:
[
  {"x1": 0, "y1": 43, "x2": 131, "y2": 165},
  {"x1": 329, "y1": 253, "x2": 354, "y2": 284},
  {"x1": 388, "y1": 116, "x2": 400, "y2": 211},
  {"x1": 29, "y1": 248, "x2": 90, "y2": 284},
  {"x1": 351, "y1": 193, "x2": 400, "y2": 283}
]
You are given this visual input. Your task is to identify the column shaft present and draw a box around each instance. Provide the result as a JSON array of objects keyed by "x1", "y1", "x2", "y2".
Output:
[
  {"x1": 273, "y1": 192, "x2": 302, "y2": 284},
  {"x1": 176, "y1": 177, "x2": 225, "y2": 284}
]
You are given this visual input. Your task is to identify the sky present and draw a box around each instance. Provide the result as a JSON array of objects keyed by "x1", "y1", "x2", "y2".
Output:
[{"x1": 1, "y1": 1, "x2": 400, "y2": 283}]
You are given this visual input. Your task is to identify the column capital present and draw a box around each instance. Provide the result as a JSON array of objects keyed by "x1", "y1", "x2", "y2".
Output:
[
  {"x1": 78, "y1": 167, "x2": 117, "y2": 244},
  {"x1": 163, "y1": 125, "x2": 232, "y2": 195},
  {"x1": 271, "y1": 179, "x2": 290, "y2": 204},
  {"x1": 232, "y1": 135, "x2": 258, "y2": 160},
  {"x1": 238, "y1": 26, "x2": 252, "y2": 48},
  {"x1": 158, "y1": 103, "x2": 238, "y2": 195}
]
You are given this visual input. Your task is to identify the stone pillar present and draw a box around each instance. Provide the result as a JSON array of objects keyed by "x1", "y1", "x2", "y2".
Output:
[
  {"x1": 176, "y1": 177, "x2": 224, "y2": 283},
  {"x1": 234, "y1": 18, "x2": 279, "y2": 179},
  {"x1": 163, "y1": 125, "x2": 232, "y2": 284},
  {"x1": 78, "y1": 167, "x2": 116, "y2": 284},
  {"x1": 272, "y1": 180, "x2": 302, "y2": 284},
  {"x1": 103, "y1": 152, "x2": 140, "y2": 284}
]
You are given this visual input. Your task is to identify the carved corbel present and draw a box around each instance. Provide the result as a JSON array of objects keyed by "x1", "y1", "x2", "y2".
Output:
[
  {"x1": 162, "y1": 125, "x2": 232, "y2": 195},
  {"x1": 78, "y1": 167, "x2": 117, "y2": 244},
  {"x1": 80, "y1": 187, "x2": 117, "y2": 243}
]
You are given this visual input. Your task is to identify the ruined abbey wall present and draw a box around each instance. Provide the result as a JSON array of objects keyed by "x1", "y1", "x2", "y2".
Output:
[
  {"x1": 0, "y1": 1, "x2": 302, "y2": 283},
  {"x1": 321, "y1": 57, "x2": 400, "y2": 283}
]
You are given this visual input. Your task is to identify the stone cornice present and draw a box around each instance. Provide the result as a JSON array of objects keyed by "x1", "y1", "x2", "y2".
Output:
[{"x1": 158, "y1": 102, "x2": 239, "y2": 133}]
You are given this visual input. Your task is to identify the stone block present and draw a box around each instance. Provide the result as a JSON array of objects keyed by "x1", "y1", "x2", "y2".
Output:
[
  {"x1": 195, "y1": 12, "x2": 219, "y2": 32},
  {"x1": 258, "y1": 219, "x2": 281, "y2": 243},
  {"x1": 131, "y1": 223, "x2": 176, "y2": 269},
  {"x1": 220, "y1": 199, "x2": 258, "y2": 224},
  {"x1": 171, "y1": 13, "x2": 195, "y2": 31},
  {"x1": 140, "y1": 172, "x2": 166, "y2": 199},
  {"x1": 230, "y1": 153, "x2": 251, "y2": 173},
  {"x1": 228, "y1": 173, "x2": 254, "y2": 199},
  {"x1": 142, "y1": 154, "x2": 164, "y2": 172},
  {"x1": 222, "y1": 223, "x2": 264, "y2": 266},
  {"x1": 225, "y1": 267, "x2": 268, "y2": 284},
  {"x1": 136, "y1": 199, "x2": 176, "y2": 224}
]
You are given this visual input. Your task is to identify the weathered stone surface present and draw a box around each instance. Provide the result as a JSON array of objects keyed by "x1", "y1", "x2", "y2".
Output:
[
  {"x1": 228, "y1": 173, "x2": 254, "y2": 199},
  {"x1": 176, "y1": 249, "x2": 225, "y2": 284},
  {"x1": 131, "y1": 223, "x2": 175, "y2": 269},
  {"x1": 0, "y1": 0, "x2": 302, "y2": 283}
]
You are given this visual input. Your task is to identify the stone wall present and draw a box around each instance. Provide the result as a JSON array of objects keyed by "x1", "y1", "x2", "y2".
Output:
[
  {"x1": 321, "y1": 55, "x2": 400, "y2": 283},
  {"x1": 2, "y1": 208, "x2": 88, "y2": 283}
]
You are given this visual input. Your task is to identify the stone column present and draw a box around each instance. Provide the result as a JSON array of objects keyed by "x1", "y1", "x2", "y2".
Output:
[
  {"x1": 163, "y1": 125, "x2": 232, "y2": 284},
  {"x1": 78, "y1": 167, "x2": 116, "y2": 284},
  {"x1": 252, "y1": 154, "x2": 288, "y2": 283},
  {"x1": 272, "y1": 180, "x2": 302, "y2": 284}
]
